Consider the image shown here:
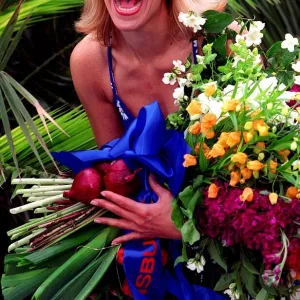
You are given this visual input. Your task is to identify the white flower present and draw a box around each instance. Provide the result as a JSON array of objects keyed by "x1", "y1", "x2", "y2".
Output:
[
  {"x1": 173, "y1": 87, "x2": 184, "y2": 100},
  {"x1": 295, "y1": 75, "x2": 300, "y2": 85},
  {"x1": 292, "y1": 61, "x2": 300, "y2": 73},
  {"x1": 177, "y1": 78, "x2": 187, "y2": 87},
  {"x1": 292, "y1": 160, "x2": 300, "y2": 171},
  {"x1": 235, "y1": 34, "x2": 245, "y2": 45},
  {"x1": 162, "y1": 72, "x2": 176, "y2": 85},
  {"x1": 185, "y1": 73, "x2": 193, "y2": 87},
  {"x1": 281, "y1": 34, "x2": 299, "y2": 52},
  {"x1": 186, "y1": 256, "x2": 206, "y2": 273},
  {"x1": 196, "y1": 55, "x2": 205, "y2": 65},
  {"x1": 173, "y1": 60, "x2": 185, "y2": 73},
  {"x1": 224, "y1": 289, "x2": 235, "y2": 300},
  {"x1": 245, "y1": 29, "x2": 263, "y2": 47},
  {"x1": 178, "y1": 12, "x2": 206, "y2": 33},
  {"x1": 250, "y1": 21, "x2": 265, "y2": 31}
]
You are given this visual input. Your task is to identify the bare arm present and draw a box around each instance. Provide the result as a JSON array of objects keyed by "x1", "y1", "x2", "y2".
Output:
[{"x1": 70, "y1": 37, "x2": 124, "y2": 147}]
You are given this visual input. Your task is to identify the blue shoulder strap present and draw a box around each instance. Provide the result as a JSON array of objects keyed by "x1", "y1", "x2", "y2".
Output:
[{"x1": 192, "y1": 39, "x2": 199, "y2": 64}]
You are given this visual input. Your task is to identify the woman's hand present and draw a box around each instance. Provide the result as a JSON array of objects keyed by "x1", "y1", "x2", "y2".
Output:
[{"x1": 91, "y1": 174, "x2": 182, "y2": 245}]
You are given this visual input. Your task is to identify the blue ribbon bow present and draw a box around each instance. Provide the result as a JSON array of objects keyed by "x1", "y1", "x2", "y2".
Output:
[{"x1": 52, "y1": 101, "x2": 225, "y2": 300}]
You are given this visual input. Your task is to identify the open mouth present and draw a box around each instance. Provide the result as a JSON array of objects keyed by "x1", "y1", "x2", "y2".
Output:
[{"x1": 114, "y1": 0, "x2": 143, "y2": 16}]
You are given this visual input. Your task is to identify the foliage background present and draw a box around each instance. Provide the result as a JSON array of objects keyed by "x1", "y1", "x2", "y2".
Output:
[{"x1": 0, "y1": 0, "x2": 299, "y2": 297}]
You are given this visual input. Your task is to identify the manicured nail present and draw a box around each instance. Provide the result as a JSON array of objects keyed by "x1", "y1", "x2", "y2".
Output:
[
  {"x1": 111, "y1": 241, "x2": 118, "y2": 246},
  {"x1": 101, "y1": 191, "x2": 107, "y2": 197},
  {"x1": 94, "y1": 218, "x2": 101, "y2": 224},
  {"x1": 90, "y1": 200, "x2": 98, "y2": 206}
]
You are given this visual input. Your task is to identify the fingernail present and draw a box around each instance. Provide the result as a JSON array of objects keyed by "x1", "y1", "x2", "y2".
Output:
[
  {"x1": 111, "y1": 241, "x2": 117, "y2": 246},
  {"x1": 90, "y1": 200, "x2": 98, "y2": 206},
  {"x1": 101, "y1": 191, "x2": 107, "y2": 197},
  {"x1": 94, "y1": 218, "x2": 101, "y2": 224}
]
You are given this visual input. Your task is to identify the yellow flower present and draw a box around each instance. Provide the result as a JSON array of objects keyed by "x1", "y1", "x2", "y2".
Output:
[
  {"x1": 204, "y1": 82, "x2": 217, "y2": 97},
  {"x1": 269, "y1": 193, "x2": 278, "y2": 205},
  {"x1": 240, "y1": 168, "x2": 252, "y2": 184},
  {"x1": 253, "y1": 119, "x2": 265, "y2": 130},
  {"x1": 208, "y1": 183, "x2": 219, "y2": 198},
  {"x1": 208, "y1": 144, "x2": 226, "y2": 158},
  {"x1": 230, "y1": 171, "x2": 241, "y2": 187},
  {"x1": 231, "y1": 152, "x2": 248, "y2": 165},
  {"x1": 247, "y1": 160, "x2": 265, "y2": 172},
  {"x1": 222, "y1": 99, "x2": 239, "y2": 113},
  {"x1": 186, "y1": 100, "x2": 201, "y2": 117},
  {"x1": 269, "y1": 160, "x2": 277, "y2": 174},
  {"x1": 254, "y1": 142, "x2": 266, "y2": 154},
  {"x1": 226, "y1": 132, "x2": 241, "y2": 148},
  {"x1": 195, "y1": 143, "x2": 210, "y2": 159},
  {"x1": 243, "y1": 132, "x2": 254, "y2": 143},
  {"x1": 286, "y1": 187, "x2": 299, "y2": 199},
  {"x1": 183, "y1": 154, "x2": 197, "y2": 167},
  {"x1": 188, "y1": 121, "x2": 201, "y2": 135},
  {"x1": 201, "y1": 113, "x2": 217, "y2": 129},
  {"x1": 244, "y1": 121, "x2": 253, "y2": 131},
  {"x1": 257, "y1": 124, "x2": 269, "y2": 137},
  {"x1": 240, "y1": 187, "x2": 254, "y2": 202},
  {"x1": 277, "y1": 149, "x2": 290, "y2": 162}
]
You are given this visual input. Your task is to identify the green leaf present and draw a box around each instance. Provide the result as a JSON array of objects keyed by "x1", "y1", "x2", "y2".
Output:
[
  {"x1": 256, "y1": 288, "x2": 268, "y2": 300},
  {"x1": 242, "y1": 256, "x2": 259, "y2": 275},
  {"x1": 204, "y1": 11, "x2": 234, "y2": 33},
  {"x1": 241, "y1": 267, "x2": 257, "y2": 297},
  {"x1": 213, "y1": 34, "x2": 227, "y2": 57},
  {"x1": 188, "y1": 188, "x2": 202, "y2": 215},
  {"x1": 172, "y1": 201, "x2": 184, "y2": 230},
  {"x1": 193, "y1": 175, "x2": 204, "y2": 190},
  {"x1": 199, "y1": 143, "x2": 209, "y2": 172},
  {"x1": 207, "y1": 240, "x2": 227, "y2": 271},
  {"x1": 178, "y1": 186, "x2": 194, "y2": 209},
  {"x1": 181, "y1": 219, "x2": 200, "y2": 245},
  {"x1": 228, "y1": 111, "x2": 238, "y2": 131},
  {"x1": 32, "y1": 227, "x2": 119, "y2": 300},
  {"x1": 214, "y1": 273, "x2": 234, "y2": 291}
]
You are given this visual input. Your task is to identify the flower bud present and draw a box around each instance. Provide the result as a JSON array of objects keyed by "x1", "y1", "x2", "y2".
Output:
[
  {"x1": 244, "y1": 121, "x2": 253, "y2": 131},
  {"x1": 281, "y1": 107, "x2": 289, "y2": 116},
  {"x1": 253, "y1": 171, "x2": 259, "y2": 179},
  {"x1": 294, "y1": 137, "x2": 299, "y2": 142},
  {"x1": 258, "y1": 152, "x2": 265, "y2": 161},
  {"x1": 272, "y1": 126, "x2": 277, "y2": 133},
  {"x1": 291, "y1": 141, "x2": 297, "y2": 151},
  {"x1": 267, "y1": 103, "x2": 273, "y2": 110}
]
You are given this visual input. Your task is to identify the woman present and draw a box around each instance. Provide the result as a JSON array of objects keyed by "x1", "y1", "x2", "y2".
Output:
[{"x1": 70, "y1": 0, "x2": 227, "y2": 245}]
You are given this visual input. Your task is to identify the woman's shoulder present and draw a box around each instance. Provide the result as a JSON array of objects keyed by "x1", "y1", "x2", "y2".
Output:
[{"x1": 70, "y1": 34, "x2": 108, "y2": 82}]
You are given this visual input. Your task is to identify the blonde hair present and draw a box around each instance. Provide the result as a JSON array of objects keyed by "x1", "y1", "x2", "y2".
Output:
[{"x1": 76, "y1": 0, "x2": 227, "y2": 45}]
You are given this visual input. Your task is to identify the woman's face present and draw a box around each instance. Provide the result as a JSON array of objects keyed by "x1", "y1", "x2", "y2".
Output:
[{"x1": 104, "y1": 0, "x2": 166, "y2": 31}]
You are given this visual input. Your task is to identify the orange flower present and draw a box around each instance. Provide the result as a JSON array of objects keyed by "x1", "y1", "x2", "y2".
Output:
[
  {"x1": 230, "y1": 171, "x2": 241, "y2": 187},
  {"x1": 204, "y1": 83, "x2": 217, "y2": 97},
  {"x1": 202, "y1": 113, "x2": 217, "y2": 129},
  {"x1": 208, "y1": 183, "x2": 219, "y2": 198},
  {"x1": 286, "y1": 187, "x2": 299, "y2": 199},
  {"x1": 240, "y1": 187, "x2": 254, "y2": 202},
  {"x1": 257, "y1": 124, "x2": 269, "y2": 137},
  {"x1": 202, "y1": 127, "x2": 215, "y2": 139},
  {"x1": 222, "y1": 99, "x2": 239, "y2": 112},
  {"x1": 183, "y1": 154, "x2": 197, "y2": 167},
  {"x1": 269, "y1": 193, "x2": 278, "y2": 205},
  {"x1": 226, "y1": 132, "x2": 241, "y2": 148},
  {"x1": 188, "y1": 121, "x2": 201, "y2": 135},
  {"x1": 218, "y1": 132, "x2": 230, "y2": 148},
  {"x1": 231, "y1": 152, "x2": 248, "y2": 165},
  {"x1": 208, "y1": 144, "x2": 225, "y2": 158},
  {"x1": 240, "y1": 168, "x2": 252, "y2": 184},
  {"x1": 253, "y1": 119, "x2": 265, "y2": 130},
  {"x1": 243, "y1": 132, "x2": 254, "y2": 143},
  {"x1": 269, "y1": 160, "x2": 278, "y2": 174},
  {"x1": 195, "y1": 143, "x2": 210, "y2": 159},
  {"x1": 247, "y1": 160, "x2": 265, "y2": 171},
  {"x1": 254, "y1": 142, "x2": 266, "y2": 154},
  {"x1": 186, "y1": 100, "x2": 201, "y2": 116},
  {"x1": 277, "y1": 149, "x2": 290, "y2": 162}
]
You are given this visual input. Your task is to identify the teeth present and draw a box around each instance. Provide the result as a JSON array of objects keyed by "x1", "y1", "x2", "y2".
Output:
[{"x1": 115, "y1": 0, "x2": 142, "y2": 12}]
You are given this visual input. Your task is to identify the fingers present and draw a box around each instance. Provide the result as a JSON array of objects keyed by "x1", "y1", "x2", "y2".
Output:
[
  {"x1": 95, "y1": 217, "x2": 141, "y2": 232},
  {"x1": 100, "y1": 191, "x2": 142, "y2": 213},
  {"x1": 112, "y1": 232, "x2": 153, "y2": 245},
  {"x1": 91, "y1": 199, "x2": 136, "y2": 220},
  {"x1": 148, "y1": 174, "x2": 169, "y2": 198}
]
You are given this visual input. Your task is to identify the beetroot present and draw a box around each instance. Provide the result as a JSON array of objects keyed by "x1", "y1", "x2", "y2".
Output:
[
  {"x1": 101, "y1": 160, "x2": 141, "y2": 197},
  {"x1": 63, "y1": 168, "x2": 102, "y2": 205}
]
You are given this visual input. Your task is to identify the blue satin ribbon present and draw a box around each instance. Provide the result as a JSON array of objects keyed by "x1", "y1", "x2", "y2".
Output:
[{"x1": 52, "y1": 101, "x2": 225, "y2": 300}]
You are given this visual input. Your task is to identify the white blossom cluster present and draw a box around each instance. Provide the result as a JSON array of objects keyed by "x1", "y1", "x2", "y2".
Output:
[
  {"x1": 178, "y1": 11, "x2": 206, "y2": 33},
  {"x1": 186, "y1": 255, "x2": 206, "y2": 273}
]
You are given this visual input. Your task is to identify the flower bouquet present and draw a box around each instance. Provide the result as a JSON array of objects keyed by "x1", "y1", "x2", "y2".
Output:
[{"x1": 2, "y1": 10, "x2": 300, "y2": 300}]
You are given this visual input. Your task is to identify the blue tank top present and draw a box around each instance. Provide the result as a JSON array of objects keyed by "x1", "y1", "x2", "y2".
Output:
[{"x1": 107, "y1": 39, "x2": 199, "y2": 129}]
